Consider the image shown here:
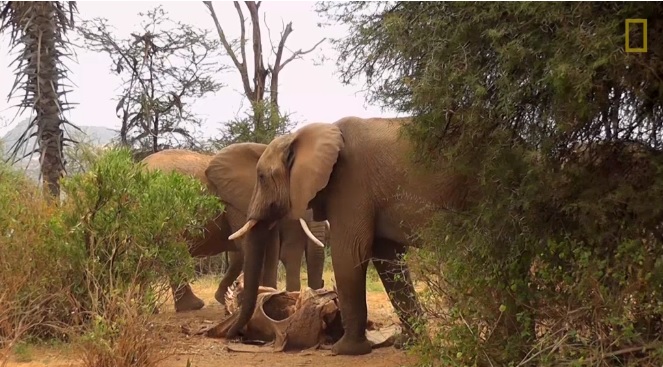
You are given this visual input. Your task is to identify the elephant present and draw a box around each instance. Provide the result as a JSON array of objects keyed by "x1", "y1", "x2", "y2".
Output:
[
  {"x1": 224, "y1": 116, "x2": 461, "y2": 355},
  {"x1": 140, "y1": 147, "x2": 329, "y2": 313},
  {"x1": 202, "y1": 142, "x2": 331, "y2": 293}
]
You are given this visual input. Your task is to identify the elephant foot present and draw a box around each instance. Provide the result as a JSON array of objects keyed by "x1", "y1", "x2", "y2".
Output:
[
  {"x1": 331, "y1": 334, "x2": 372, "y2": 356},
  {"x1": 174, "y1": 294, "x2": 205, "y2": 312}
]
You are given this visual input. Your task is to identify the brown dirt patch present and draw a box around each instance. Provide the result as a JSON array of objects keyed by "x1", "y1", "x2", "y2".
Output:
[{"x1": 3, "y1": 274, "x2": 417, "y2": 367}]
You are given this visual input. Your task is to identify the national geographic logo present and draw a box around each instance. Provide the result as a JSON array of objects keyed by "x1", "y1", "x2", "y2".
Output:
[{"x1": 625, "y1": 18, "x2": 647, "y2": 53}]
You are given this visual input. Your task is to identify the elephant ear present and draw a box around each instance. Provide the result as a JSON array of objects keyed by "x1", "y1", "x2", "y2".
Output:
[
  {"x1": 288, "y1": 123, "x2": 344, "y2": 219},
  {"x1": 206, "y1": 142, "x2": 267, "y2": 212}
]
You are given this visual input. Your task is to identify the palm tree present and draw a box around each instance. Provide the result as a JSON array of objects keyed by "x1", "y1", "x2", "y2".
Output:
[{"x1": 0, "y1": 1, "x2": 78, "y2": 199}]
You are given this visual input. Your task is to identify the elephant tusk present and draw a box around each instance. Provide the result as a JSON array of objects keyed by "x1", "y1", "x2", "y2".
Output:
[
  {"x1": 299, "y1": 218, "x2": 325, "y2": 248},
  {"x1": 324, "y1": 220, "x2": 330, "y2": 231},
  {"x1": 228, "y1": 219, "x2": 257, "y2": 240}
]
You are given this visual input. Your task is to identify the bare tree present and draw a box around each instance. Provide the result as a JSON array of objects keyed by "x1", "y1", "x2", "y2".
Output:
[
  {"x1": 78, "y1": 6, "x2": 226, "y2": 156},
  {"x1": 204, "y1": 1, "x2": 325, "y2": 145},
  {"x1": 0, "y1": 1, "x2": 79, "y2": 199}
]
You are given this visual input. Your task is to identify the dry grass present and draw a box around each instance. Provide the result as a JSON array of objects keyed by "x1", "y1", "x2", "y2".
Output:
[
  {"x1": 0, "y1": 172, "x2": 67, "y2": 367},
  {"x1": 1, "y1": 253, "x2": 390, "y2": 367},
  {"x1": 74, "y1": 285, "x2": 172, "y2": 367},
  {"x1": 2, "y1": 268, "x2": 414, "y2": 367}
]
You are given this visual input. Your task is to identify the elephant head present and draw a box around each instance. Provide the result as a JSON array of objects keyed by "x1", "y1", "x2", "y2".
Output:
[
  {"x1": 229, "y1": 123, "x2": 344, "y2": 236},
  {"x1": 205, "y1": 141, "x2": 327, "y2": 249},
  {"x1": 224, "y1": 123, "x2": 344, "y2": 338}
]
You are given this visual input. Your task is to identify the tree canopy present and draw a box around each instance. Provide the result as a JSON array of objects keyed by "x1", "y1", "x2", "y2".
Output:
[
  {"x1": 319, "y1": 3, "x2": 663, "y2": 365},
  {"x1": 321, "y1": 2, "x2": 663, "y2": 158},
  {"x1": 78, "y1": 5, "x2": 224, "y2": 155}
]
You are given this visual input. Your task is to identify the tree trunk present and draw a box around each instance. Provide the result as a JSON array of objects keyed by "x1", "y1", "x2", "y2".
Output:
[
  {"x1": 29, "y1": 3, "x2": 66, "y2": 198},
  {"x1": 3, "y1": 2, "x2": 74, "y2": 199}
]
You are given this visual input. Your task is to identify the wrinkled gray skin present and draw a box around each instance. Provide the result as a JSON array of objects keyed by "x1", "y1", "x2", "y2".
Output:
[
  {"x1": 141, "y1": 148, "x2": 327, "y2": 312},
  {"x1": 226, "y1": 116, "x2": 463, "y2": 355}
]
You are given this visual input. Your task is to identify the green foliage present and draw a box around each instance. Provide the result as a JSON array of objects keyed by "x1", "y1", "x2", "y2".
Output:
[
  {"x1": 0, "y1": 147, "x2": 222, "y2": 356},
  {"x1": 59, "y1": 148, "x2": 223, "y2": 314},
  {"x1": 320, "y1": 2, "x2": 663, "y2": 366},
  {"x1": 12, "y1": 341, "x2": 32, "y2": 362},
  {"x1": 215, "y1": 99, "x2": 297, "y2": 147},
  {"x1": 322, "y1": 2, "x2": 663, "y2": 157},
  {"x1": 63, "y1": 132, "x2": 108, "y2": 175},
  {"x1": 0, "y1": 162, "x2": 75, "y2": 342}
]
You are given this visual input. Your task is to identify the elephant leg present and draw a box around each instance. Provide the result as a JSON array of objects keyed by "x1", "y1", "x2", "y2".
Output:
[
  {"x1": 304, "y1": 222, "x2": 327, "y2": 290},
  {"x1": 261, "y1": 228, "x2": 280, "y2": 289},
  {"x1": 329, "y1": 216, "x2": 373, "y2": 356},
  {"x1": 171, "y1": 282, "x2": 205, "y2": 312},
  {"x1": 371, "y1": 238, "x2": 424, "y2": 348},
  {"x1": 281, "y1": 246, "x2": 303, "y2": 292},
  {"x1": 215, "y1": 250, "x2": 243, "y2": 305},
  {"x1": 281, "y1": 255, "x2": 302, "y2": 292},
  {"x1": 278, "y1": 221, "x2": 305, "y2": 291},
  {"x1": 305, "y1": 244, "x2": 325, "y2": 290}
]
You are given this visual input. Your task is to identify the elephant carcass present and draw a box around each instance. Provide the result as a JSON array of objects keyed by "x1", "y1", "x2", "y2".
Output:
[
  {"x1": 199, "y1": 274, "x2": 400, "y2": 352},
  {"x1": 201, "y1": 275, "x2": 340, "y2": 351}
]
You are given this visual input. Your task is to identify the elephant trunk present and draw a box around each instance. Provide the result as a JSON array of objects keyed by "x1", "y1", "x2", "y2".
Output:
[{"x1": 225, "y1": 220, "x2": 272, "y2": 338}]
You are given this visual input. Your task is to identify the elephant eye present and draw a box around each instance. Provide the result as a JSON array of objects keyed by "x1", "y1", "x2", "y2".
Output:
[{"x1": 257, "y1": 172, "x2": 265, "y2": 182}]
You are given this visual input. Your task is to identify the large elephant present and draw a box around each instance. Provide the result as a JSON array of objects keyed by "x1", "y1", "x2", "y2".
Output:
[
  {"x1": 225, "y1": 116, "x2": 458, "y2": 355},
  {"x1": 141, "y1": 147, "x2": 328, "y2": 313},
  {"x1": 203, "y1": 143, "x2": 330, "y2": 293}
]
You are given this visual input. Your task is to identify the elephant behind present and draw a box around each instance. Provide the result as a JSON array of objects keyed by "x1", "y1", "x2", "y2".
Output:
[
  {"x1": 140, "y1": 148, "x2": 327, "y2": 313},
  {"x1": 225, "y1": 116, "x2": 458, "y2": 355}
]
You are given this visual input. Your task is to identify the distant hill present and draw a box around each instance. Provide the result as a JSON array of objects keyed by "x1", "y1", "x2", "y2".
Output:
[{"x1": 0, "y1": 119, "x2": 118, "y2": 181}]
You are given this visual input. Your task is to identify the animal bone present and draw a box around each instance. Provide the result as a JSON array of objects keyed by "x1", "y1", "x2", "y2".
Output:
[{"x1": 198, "y1": 274, "x2": 399, "y2": 352}]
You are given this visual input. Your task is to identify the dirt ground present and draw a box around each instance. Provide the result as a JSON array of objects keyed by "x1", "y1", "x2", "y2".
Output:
[{"x1": 4, "y1": 272, "x2": 417, "y2": 367}]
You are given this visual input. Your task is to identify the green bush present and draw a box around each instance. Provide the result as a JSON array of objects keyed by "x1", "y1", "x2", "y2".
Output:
[
  {"x1": 320, "y1": 2, "x2": 663, "y2": 365},
  {"x1": 0, "y1": 161, "x2": 72, "y2": 351},
  {"x1": 0, "y1": 147, "x2": 223, "y2": 359},
  {"x1": 59, "y1": 147, "x2": 223, "y2": 316},
  {"x1": 215, "y1": 99, "x2": 297, "y2": 147},
  {"x1": 409, "y1": 143, "x2": 663, "y2": 366}
]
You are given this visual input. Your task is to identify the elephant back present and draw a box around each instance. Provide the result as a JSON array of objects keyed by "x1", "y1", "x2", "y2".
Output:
[{"x1": 141, "y1": 149, "x2": 214, "y2": 191}]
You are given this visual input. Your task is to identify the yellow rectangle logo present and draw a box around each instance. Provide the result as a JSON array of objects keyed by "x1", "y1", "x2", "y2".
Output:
[{"x1": 625, "y1": 18, "x2": 647, "y2": 53}]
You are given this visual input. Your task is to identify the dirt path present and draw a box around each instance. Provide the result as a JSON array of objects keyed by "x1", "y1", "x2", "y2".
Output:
[{"x1": 4, "y1": 275, "x2": 417, "y2": 367}]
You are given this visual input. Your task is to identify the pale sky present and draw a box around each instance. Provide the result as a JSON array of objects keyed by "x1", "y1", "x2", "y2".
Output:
[{"x1": 0, "y1": 1, "x2": 397, "y2": 140}]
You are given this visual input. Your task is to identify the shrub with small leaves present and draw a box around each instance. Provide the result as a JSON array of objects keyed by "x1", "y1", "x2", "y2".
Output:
[
  {"x1": 1, "y1": 147, "x2": 223, "y2": 366},
  {"x1": 59, "y1": 147, "x2": 223, "y2": 316},
  {"x1": 320, "y1": 2, "x2": 663, "y2": 365}
]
